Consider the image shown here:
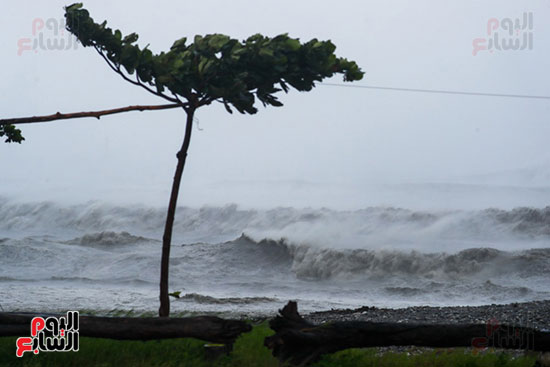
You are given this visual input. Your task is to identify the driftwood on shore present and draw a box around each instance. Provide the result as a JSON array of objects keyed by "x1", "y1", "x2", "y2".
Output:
[
  {"x1": 265, "y1": 301, "x2": 550, "y2": 366},
  {"x1": 0, "y1": 312, "x2": 251, "y2": 345}
]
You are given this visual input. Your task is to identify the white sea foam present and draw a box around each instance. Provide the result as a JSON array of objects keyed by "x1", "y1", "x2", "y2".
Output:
[{"x1": 1, "y1": 198, "x2": 549, "y2": 315}]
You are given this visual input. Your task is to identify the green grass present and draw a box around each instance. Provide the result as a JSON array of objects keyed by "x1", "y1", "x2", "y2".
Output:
[
  {"x1": 314, "y1": 348, "x2": 538, "y2": 367},
  {"x1": 0, "y1": 322, "x2": 538, "y2": 367}
]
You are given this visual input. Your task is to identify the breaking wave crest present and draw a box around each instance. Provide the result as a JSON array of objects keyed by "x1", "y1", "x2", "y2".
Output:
[
  {"x1": 64, "y1": 231, "x2": 156, "y2": 246},
  {"x1": 178, "y1": 293, "x2": 277, "y2": 305},
  {"x1": 231, "y1": 234, "x2": 550, "y2": 280},
  {"x1": 2, "y1": 198, "x2": 550, "y2": 247}
]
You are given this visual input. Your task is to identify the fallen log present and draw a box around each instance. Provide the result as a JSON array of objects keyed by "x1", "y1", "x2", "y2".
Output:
[
  {"x1": 0, "y1": 312, "x2": 251, "y2": 345},
  {"x1": 265, "y1": 301, "x2": 550, "y2": 366}
]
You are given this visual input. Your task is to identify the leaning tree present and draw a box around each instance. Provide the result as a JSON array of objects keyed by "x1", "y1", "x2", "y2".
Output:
[{"x1": 0, "y1": 3, "x2": 363, "y2": 317}]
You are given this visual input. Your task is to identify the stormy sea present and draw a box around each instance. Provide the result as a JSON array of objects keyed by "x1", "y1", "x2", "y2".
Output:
[{"x1": 1, "y1": 194, "x2": 550, "y2": 318}]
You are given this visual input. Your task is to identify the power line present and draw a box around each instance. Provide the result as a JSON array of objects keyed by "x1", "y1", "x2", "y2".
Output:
[{"x1": 321, "y1": 82, "x2": 550, "y2": 100}]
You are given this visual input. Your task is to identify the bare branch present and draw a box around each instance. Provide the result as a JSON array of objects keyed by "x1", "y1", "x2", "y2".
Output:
[
  {"x1": 171, "y1": 92, "x2": 188, "y2": 113},
  {"x1": 0, "y1": 104, "x2": 181, "y2": 126}
]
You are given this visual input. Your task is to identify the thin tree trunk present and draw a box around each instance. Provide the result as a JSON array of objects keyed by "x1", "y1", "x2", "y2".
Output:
[{"x1": 159, "y1": 107, "x2": 195, "y2": 317}]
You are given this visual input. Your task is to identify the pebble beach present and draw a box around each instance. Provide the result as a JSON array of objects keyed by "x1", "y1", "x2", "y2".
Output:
[{"x1": 306, "y1": 300, "x2": 550, "y2": 331}]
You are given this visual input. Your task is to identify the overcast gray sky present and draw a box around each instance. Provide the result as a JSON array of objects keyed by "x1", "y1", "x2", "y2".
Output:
[{"x1": 1, "y1": 1, "x2": 549, "y2": 209}]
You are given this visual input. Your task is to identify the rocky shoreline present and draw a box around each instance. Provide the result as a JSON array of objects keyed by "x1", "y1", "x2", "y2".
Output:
[
  {"x1": 304, "y1": 300, "x2": 550, "y2": 360},
  {"x1": 305, "y1": 300, "x2": 550, "y2": 331}
]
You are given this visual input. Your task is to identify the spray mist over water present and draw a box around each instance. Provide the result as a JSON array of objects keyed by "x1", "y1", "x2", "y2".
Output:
[{"x1": 1, "y1": 196, "x2": 549, "y2": 315}]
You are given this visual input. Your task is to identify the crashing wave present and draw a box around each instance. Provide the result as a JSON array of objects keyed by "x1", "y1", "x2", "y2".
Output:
[
  {"x1": 64, "y1": 231, "x2": 155, "y2": 246},
  {"x1": 230, "y1": 235, "x2": 550, "y2": 280},
  {"x1": 178, "y1": 292, "x2": 277, "y2": 305}
]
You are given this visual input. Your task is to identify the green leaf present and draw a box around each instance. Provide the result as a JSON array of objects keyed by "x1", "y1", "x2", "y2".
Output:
[
  {"x1": 64, "y1": 3, "x2": 83, "y2": 11},
  {"x1": 140, "y1": 48, "x2": 153, "y2": 64},
  {"x1": 312, "y1": 41, "x2": 324, "y2": 49},
  {"x1": 197, "y1": 57, "x2": 215, "y2": 74},
  {"x1": 285, "y1": 38, "x2": 300, "y2": 51},
  {"x1": 259, "y1": 47, "x2": 274, "y2": 57},
  {"x1": 171, "y1": 37, "x2": 187, "y2": 51},
  {"x1": 223, "y1": 100, "x2": 233, "y2": 114},
  {"x1": 194, "y1": 35, "x2": 203, "y2": 45},
  {"x1": 120, "y1": 45, "x2": 139, "y2": 74},
  {"x1": 123, "y1": 32, "x2": 138, "y2": 44},
  {"x1": 168, "y1": 291, "x2": 181, "y2": 299},
  {"x1": 207, "y1": 34, "x2": 230, "y2": 50},
  {"x1": 173, "y1": 58, "x2": 184, "y2": 69},
  {"x1": 0, "y1": 124, "x2": 25, "y2": 143}
]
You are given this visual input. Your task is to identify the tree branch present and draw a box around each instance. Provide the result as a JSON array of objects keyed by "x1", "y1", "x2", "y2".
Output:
[
  {"x1": 171, "y1": 92, "x2": 189, "y2": 113},
  {"x1": 94, "y1": 47, "x2": 180, "y2": 104},
  {"x1": 198, "y1": 96, "x2": 215, "y2": 107},
  {"x1": 0, "y1": 104, "x2": 181, "y2": 126}
]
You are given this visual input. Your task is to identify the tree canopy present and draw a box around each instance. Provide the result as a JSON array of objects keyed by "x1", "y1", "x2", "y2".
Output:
[{"x1": 64, "y1": 2, "x2": 363, "y2": 114}]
